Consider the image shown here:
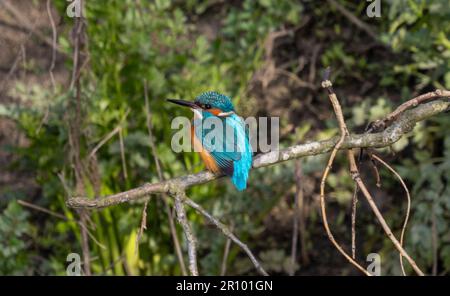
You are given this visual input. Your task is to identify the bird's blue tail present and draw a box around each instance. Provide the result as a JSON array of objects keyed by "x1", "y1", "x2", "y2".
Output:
[{"x1": 228, "y1": 115, "x2": 252, "y2": 191}]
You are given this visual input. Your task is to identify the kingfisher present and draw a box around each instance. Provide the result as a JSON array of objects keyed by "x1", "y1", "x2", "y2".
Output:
[{"x1": 167, "y1": 91, "x2": 252, "y2": 191}]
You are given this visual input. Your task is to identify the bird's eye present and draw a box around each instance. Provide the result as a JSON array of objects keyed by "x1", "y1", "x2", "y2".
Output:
[{"x1": 204, "y1": 104, "x2": 211, "y2": 109}]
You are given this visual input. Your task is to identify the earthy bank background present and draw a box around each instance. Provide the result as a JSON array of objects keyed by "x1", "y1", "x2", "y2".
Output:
[{"x1": 0, "y1": 0, "x2": 449, "y2": 275}]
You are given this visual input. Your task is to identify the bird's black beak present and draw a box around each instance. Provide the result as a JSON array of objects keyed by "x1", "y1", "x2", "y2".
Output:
[{"x1": 166, "y1": 99, "x2": 199, "y2": 109}]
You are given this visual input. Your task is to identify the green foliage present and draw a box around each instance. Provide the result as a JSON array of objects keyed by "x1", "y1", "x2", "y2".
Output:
[
  {"x1": 1, "y1": 0, "x2": 449, "y2": 275},
  {"x1": 385, "y1": 0, "x2": 450, "y2": 90},
  {"x1": 395, "y1": 115, "x2": 450, "y2": 274},
  {"x1": 0, "y1": 202, "x2": 31, "y2": 275}
]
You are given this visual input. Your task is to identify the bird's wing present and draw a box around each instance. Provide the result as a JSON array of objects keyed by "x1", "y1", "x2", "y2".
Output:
[{"x1": 194, "y1": 115, "x2": 245, "y2": 176}]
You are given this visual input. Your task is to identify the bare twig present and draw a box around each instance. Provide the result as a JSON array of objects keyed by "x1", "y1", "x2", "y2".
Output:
[
  {"x1": 368, "y1": 89, "x2": 450, "y2": 133},
  {"x1": 182, "y1": 196, "x2": 269, "y2": 276},
  {"x1": 290, "y1": 167, "x2": 300, "y2": 276},
  {"x1": 0, "y1": 29, "x2": 33, "y2": 92},
  {"x1": 118, "y1": 127, "x2": 128, "y2": 180},
  {"x1": 371, "y1": 154, "x2": 412, "y2": 276},
  {"x1": 321, "y1": 74, "x2": 425, "y2": 276},
  {"x1": 18, "y1": 199, "x2": 105, "y2": 250},
  {"x1": 290, "y1": 160, "x2": 307, "y2": 275},
  {"x1": 138, "y1": 79, "x2": 187, "y2": 275},
  {"x1": 79, "y1": 211, "x2": 91, "y2": 275},
  {"x1": 136, "y1": 82, "x2": 153, "y2": 252},
  {"x1": 369, "y1": 155, "x2": 382, "y2": 187},
  {"x1": 276, "y1": 69, "x2": 317, "y2": 90},
  {"x1": 220, "y1": 235, "x2": 232, "y2": 276},
  {"x1": 88, "y1": 109, "x2": 130, "y2": 159},
  {"x1": 431, "y1": 206, "x2": 438, "y2": 276},
  {"x1": 327, "y1": 0, "x2": 378, "y2": 41},
  {"x1": 143, "y1": 80, "x2": 163, "y2": 176},
  {"x1": 46, "y1": 0, "x2": 57, "y2": 91},
  {"x1": 172, "y1": 189, "x2": 198, "y2": 276},
  {"x1": 351, "y1": 184, "x2": 358, "y2": 259},
  {"x1": 135, "y1": 195, "x2": 151, "y2": 255},
  {"x1": 319, "y1": 73, "x2": 370, "y2": 276},
  {"x1": 1, "y1": 0, "x2": 66, "y2": 55},
  {"x1": 348, "y1": 153, "x2": 424, "y2": 275},
  {"x1": 69, "y1": 14, "x2": 85, "y2": 91},
  {"x1": 18, "y1": 199, "x2": 67, "y2": 220},
  {"x1": 67, "y1": 5, "x2": 91, "y2": 276}
]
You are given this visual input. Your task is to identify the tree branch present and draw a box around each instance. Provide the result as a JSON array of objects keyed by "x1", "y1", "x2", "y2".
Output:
[
  {"x1": 319, "y1": 75, "x2": 371, "y2": 275},
  {"x1": 181, "y1": 196, "x2": 269, "y2": 276},
  {"x1": 172, "y1": 189, "x2": 198, "y2": 276},
  {"x1": 65, "y1": 89, "x2": 448, "y2": 276},
  {"x1": 67, "y1": 98, "x2": 449, "y2": 209},
  {"x1": 321, "y1": 72, "x2": 426, "y2": 276},
  {"x1": 371, "y1": 153, "x2": 412, "y2": 276}
]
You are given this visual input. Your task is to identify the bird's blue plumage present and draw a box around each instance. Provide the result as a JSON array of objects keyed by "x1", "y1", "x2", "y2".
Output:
[
  {"x1": 193, "y1": 92, "x2": 252, "y2": 191},
  {"x1": 228, "y1": 114, "x2": 253, "y2": 191}
]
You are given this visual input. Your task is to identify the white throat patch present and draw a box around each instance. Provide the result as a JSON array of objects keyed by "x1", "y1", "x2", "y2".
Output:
[{"x1": 192, "y1": 108, "x2": 203, "y2": 119}]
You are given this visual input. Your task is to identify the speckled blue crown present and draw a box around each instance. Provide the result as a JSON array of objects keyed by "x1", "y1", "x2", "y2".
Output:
[{"x1": 195, "y1": 91, "x2": 235, "y2": 112}]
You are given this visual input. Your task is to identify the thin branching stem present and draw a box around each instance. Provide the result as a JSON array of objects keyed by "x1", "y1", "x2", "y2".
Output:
[{"x1": 371, "y1": 154, "x2": 412, "y2": 276}]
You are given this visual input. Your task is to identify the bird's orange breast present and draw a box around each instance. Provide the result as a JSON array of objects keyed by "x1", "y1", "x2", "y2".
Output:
[{"x1": 191, "y1": 125, "x2": 220, "y2": 174}]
